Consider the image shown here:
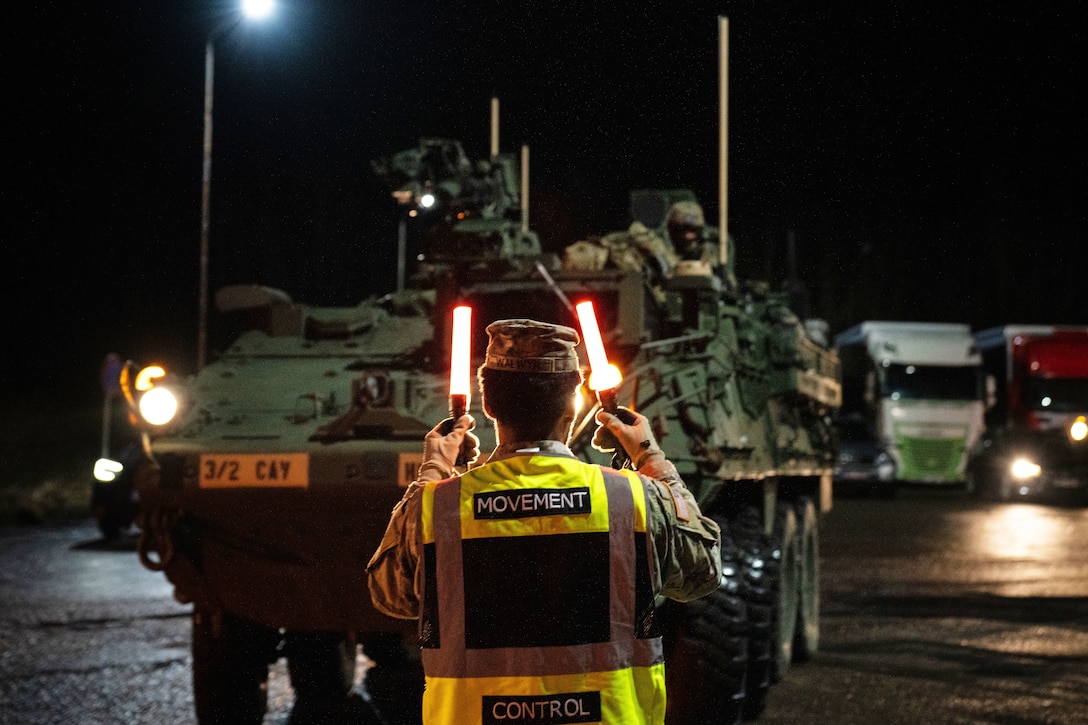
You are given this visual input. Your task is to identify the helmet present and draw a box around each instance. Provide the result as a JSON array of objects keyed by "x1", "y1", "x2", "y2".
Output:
[
  {"x1": 666, "y1": 201, "x2": 706, "y2": 255},
  {"x1": 666, "y1": 201, "x2": 705, "y2": 229}
]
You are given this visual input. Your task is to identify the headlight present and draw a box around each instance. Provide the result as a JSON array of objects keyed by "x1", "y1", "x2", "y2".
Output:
[
  {"x1": 139, "y1": 386, "x2": 179, "y2": 426},
  {"x1": 123, "y1": 363, "x2": 184, "y2": 428},
  {"x1": 1070, "y1": 415, "x2": 1088, "y2": 443},
  {"x1": 875, "y1": 451, "x2": 896, "y2": 480},
  {"x1": 1010, "y1": 457, "x2": 1042, "y2": 479},
  {"x1": 93, "y1": 458, "x2": 124, "y2": 482}
]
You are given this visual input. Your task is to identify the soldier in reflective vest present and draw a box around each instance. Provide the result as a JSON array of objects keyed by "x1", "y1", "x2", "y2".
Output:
[{"x1": 368, "y1": 319, "x2": 722, "y2": 724}]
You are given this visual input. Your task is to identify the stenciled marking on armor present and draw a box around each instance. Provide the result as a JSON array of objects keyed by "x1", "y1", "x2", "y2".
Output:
[
  {"x1": 482, "y1": 692, "x2": 602, "y2": 724},
  {"x1": 473, "y1": 487, "x2": 591, "y2": 519}
]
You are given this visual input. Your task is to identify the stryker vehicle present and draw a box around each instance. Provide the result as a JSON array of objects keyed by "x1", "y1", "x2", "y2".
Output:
[{"x1": 104, "y1": 134, "x2": 839, "y2": 725}]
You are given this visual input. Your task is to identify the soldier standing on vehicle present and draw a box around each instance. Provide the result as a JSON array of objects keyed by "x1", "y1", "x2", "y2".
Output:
[{"x1": 367, "y1": 318, "x2": 722, "y2": 725}]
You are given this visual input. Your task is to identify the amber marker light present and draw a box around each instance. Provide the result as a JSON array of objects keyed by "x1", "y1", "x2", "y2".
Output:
[
  {"x1": 449, "y1": 305, "x2": 472, "y2": 419},
  {"x1": 135, "y1": 365, "x2": 166, "y2": 391}
]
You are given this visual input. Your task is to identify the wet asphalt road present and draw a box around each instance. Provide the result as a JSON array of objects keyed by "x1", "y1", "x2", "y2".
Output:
[
  {"x1": 1, "y1": 486, "x2": 1086, "y2": 724},
  {"x1": 759, "y1": 486, "x2": 1088, "y2": 725}
]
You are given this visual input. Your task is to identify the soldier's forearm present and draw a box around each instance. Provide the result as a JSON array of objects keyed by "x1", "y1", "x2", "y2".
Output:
[{"x1": 636, "y1": 451, "x2": 680, "y2": 484}]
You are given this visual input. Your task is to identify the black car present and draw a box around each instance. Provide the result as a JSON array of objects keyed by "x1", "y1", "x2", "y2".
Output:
[{"x1": 833, "y1": 413, "x2": 897, "y2": 498}]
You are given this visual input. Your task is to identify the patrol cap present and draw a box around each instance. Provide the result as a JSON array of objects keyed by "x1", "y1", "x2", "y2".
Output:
[{"x1": 483, "y1": 319, "x2": 581, "y2": 374}]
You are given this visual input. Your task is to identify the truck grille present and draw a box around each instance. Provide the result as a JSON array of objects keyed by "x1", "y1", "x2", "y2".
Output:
[{"x1": 900, "y1": 437, "x2": 962, "y2": 479}]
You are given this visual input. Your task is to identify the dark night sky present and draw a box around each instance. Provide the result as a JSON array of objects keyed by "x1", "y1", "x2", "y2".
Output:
[{"x1": 8, "y1": 1, "x2": 1086, "y2": 408}]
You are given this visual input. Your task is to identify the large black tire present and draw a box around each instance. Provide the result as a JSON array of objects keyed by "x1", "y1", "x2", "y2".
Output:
[
  {"x1": 361, "y1": 633, "x2": 424, "y2": 725},
  {"x1": 771, "y1": 503, "x2": 800, "y2": 682},
  {"x1": 192, "y1": 610, "x2": 279, "y2": 725},
  {"x1": 661, "y1": 527, "x2": 749, "y2": 725},
  {"x1": 284, "y1": 632, "x2": 381, "y2": 724},
  {"x1": 793, "y1": 497, "x2": 820, "y2": 663},
  {"x1": 727, "y1": 508, "x2": 776, "y2": 721}
]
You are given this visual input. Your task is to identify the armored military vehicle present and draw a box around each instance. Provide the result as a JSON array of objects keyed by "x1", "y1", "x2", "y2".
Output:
[{"x1": 103, "y1": 132, "x2": 839, "y2": 725}]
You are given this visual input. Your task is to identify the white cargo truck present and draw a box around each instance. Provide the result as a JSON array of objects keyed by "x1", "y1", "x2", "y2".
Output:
[{"x1": 834, "y1": 321, "x2": 985, "y2": 484}]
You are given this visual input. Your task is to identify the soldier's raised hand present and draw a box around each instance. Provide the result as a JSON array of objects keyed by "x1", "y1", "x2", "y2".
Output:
[
  {"x1": 420, "y1": 414, "x2": 479, "y2": 481},
  {"x1": 593, "y1": 407, "x2": 662, "y2": 469}
]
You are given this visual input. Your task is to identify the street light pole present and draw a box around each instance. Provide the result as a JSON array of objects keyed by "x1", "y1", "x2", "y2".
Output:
[
  {"x1": 197, "y1": 34, "x2": 215, "y2": 372},
  {"x1": 196, "y1": 0, "x2": 276, "y2": 372}
]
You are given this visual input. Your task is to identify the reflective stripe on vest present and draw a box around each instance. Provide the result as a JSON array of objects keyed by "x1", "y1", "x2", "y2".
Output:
[{"x1": 418, "y1": 454, "x2": 664, "y2": 724}]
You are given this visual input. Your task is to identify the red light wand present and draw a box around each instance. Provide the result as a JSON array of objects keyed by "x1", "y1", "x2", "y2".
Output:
[
  {"x1": 576, "y1": 300, "x2": 636, "y2": 467},
  {"x1": 441, "y1": 305, "x2": 473, "y2": 465}
]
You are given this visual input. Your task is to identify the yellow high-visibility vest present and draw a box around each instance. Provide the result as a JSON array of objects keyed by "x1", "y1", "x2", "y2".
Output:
[{"x1": 418, "y1": 452, "x2": 665, "y2": 725}]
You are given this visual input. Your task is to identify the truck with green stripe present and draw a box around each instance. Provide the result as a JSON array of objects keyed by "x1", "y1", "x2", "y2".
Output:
[{"x1": 834, "y1": 321, "x2": 985, "y2": 485}]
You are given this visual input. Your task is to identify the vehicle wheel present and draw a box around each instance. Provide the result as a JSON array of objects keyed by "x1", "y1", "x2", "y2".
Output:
[
  {"x1": 998, "y1": 471, "x2": 1018, "y2": 501},
  {"x1": 964, "y1": 468, "x2": 979, "y2": 496},
  {"x1": 771, "y1": 503, "x2": 799, "y2": 681},
  {"x1": 661, "y1": 527, "x2": 748, "y2": 725},
  {"x1": 284, "y1": 632, "x2": 378, "y2": 724},
  {"x1": 793, "y1": 497, "x2": 820, "y2": 662},
  {"x1": 361, "y1": 633, "x2": 424, "y2": 725},
  {"x1": 874, "y1": 482, "x2": 897, "y2": 499},
  {"x1": 967, "y1": 466, "x2": 1000, "y2": 501},
  {"x1": 90, "y1": 475, "x2": 134, "y2": 541},
  {"x1": 726, "y1": 508, "x2": 775, "y2": 721},
  {"x1": 91, "y1": 442, "x2": 141, "y2": 540},
  {"x1": 192, "y1": 610, "x2": 278, "y2": 725}
]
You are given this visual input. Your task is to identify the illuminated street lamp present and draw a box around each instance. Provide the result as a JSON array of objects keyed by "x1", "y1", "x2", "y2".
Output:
[{"x1": 197, "y1": 0, "x2": 276, "y2": 370}]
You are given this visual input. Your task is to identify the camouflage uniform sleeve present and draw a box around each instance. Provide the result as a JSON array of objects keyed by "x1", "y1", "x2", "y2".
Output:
[
  {"x1": 366, "y1": 483, "x2": 425, "y2": 620},
  {"x1": 637, "y1": 453, "x2": 722, "y2": 602}
]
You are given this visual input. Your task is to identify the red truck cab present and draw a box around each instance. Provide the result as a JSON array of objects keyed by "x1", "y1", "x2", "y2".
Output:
[{"x1": 967, "y1": 325, "x2": 1088, "y2": 502}]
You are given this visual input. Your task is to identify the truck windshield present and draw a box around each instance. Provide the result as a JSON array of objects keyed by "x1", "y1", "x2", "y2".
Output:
[
  {"x1": 1026, "y1": 377, "x2": 1088, "y2": 412},
  {"x1": 881, "y1": 363, "x2": 979, "y2": 401}
]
